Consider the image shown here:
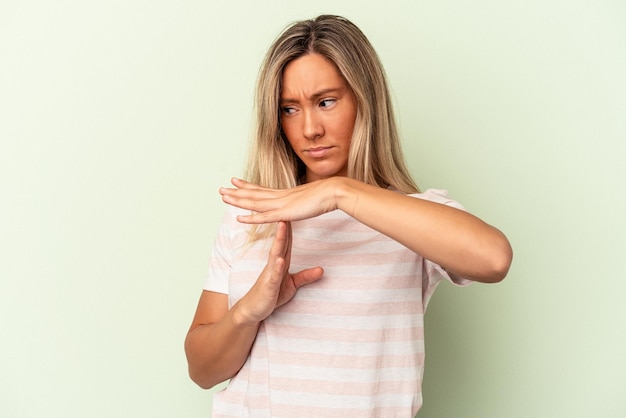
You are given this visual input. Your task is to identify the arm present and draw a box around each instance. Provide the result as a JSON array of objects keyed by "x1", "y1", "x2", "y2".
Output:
[
  {"x1": 184, "y1": 291, "x2": 259, "y2": 389},
  {"x1": 220, "y1": 177, "x2": 512, "y2": 283},
  {"x1": 335, "y1": 179, "x2": 512, "y2": 283},
  {"x1": 184, "y1": 222, "x2": 324, "y2": 389}
]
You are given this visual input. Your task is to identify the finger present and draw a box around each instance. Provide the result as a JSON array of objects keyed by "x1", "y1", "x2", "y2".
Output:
[
  {"x1": 236, "y1": 211, "x2": 284, "y2": 224},
  {"x1": 223, "y1": 194, "x2": 276, "y2": 211},
  {"x1": 230, "y1": 177, "x2": 269, "y2": 191},
  {"x1": 269, "y1": 221, "x2": 288, "y2": 259},
  {"x1": 230, "y1": 177, "x2": 252, "y2": 187},
  {"x1": 277, "y1": 221, "x2": 290, "y2": 259},
  {"x1": 269, "y1": 256, "x2": 288, "y2": 289},
  {"x1": 261, "y1": 223, "x2": 287, "y2": 285},
  {"x1": 221, "y1": 191, "x2": 284, "y2": 214},
  {"x1": 252, "y1": 255, "x2": 286, "y2": 320},
  {"x1": 291, "y1": 267, "x2": 324, "y2": 288},
  {"x1": 228, "y1": 188, "x2": 284, "y2": 201},
  {"x1": 284, "y1": 221, "x2": 292, "y2": 266},
  {"x1": 223, "y1": 179, "x2": 290, "y2": 200}
]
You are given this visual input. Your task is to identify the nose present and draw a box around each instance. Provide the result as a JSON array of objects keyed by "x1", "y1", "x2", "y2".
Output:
[{"x1": 303, "y1": 109, "x2": 324, "y2": 141}]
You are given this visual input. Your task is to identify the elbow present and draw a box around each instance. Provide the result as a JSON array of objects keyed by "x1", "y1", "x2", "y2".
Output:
[
  {"x1": 184, "y1": 336, "x2": 224, "y2": 390},
  {"x1": 186, "y1": 350, "x2": 228, "y2": 390},
  {"x1": 481, "y1": 235, "x2": 513, "y2": 283},
  {"x1": 189, "y1": 367, "x2": 232, "y2": 390},
  {"x1": 188, "y1": 367, "x2": 219, "y2": 390},
  {"x1": 463, "y1": 229, "x2": 512, "y2": 284}
]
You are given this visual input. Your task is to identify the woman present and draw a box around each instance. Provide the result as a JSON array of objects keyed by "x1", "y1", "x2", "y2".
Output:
[{"x1": 185, "y1": 15, "x2": 512, "y2": 417}]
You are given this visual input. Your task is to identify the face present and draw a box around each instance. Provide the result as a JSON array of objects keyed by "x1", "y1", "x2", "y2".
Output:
[{"x1": 280, "y1": 53, "x2": 357, "y2": 183}]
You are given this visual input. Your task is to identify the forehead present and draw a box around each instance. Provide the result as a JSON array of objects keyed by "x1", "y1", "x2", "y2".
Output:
[{"x1": 281, "y1": 53, "x2": 348, "y2": 98}]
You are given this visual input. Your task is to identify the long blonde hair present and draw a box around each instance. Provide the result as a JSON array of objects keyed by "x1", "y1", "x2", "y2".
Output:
[{"x1": 245, "y1": 15, "x2": 419, "y2": 239}]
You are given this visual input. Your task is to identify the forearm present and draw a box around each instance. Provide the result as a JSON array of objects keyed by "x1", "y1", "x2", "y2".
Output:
[
  {"x1": 335, "y1": 178, "x2": 512, "y2": 283},
  {"x1": 185, "y1": 221, "x2": 324, "y2": 389},
  {"x1": 184, "y1": 301, "x2": 260, "y2": 389},
  {"x1": 219, "y1": 177, "x2": 512, "y2": 282}
]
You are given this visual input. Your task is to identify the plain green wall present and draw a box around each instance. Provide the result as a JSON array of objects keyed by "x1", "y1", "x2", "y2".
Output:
[{"x1": 1, "y1": 1, "x2": 625, "y2": 417}]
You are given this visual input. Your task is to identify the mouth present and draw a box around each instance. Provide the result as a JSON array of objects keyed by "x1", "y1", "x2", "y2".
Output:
[{"x1": 304, "y1": 146, "x2": 333, "y2": 158}]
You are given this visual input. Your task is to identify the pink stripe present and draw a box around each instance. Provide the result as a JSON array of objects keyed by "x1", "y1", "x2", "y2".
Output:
[
  {"x1": 269, "y1": 350, "x2": 424, "y2": 369},
  {"x1": 266, "y1": 323, "x2": 421, "y2": 343},
  {"x1": 212, "y1": 389, "x2": 270, "y2": 410},
  {"x1": 294, "y1": 217, "x2": 377, "y2": 233},
  {"x1": 271, "y1": 405, "x2": 417, "y2": 418},
  {"x1": 270, "y1": 377, "x2": 418, "y2": 395},
  {"x1": 296, "y1": 275, "x2": 421, "y2": 290},
  {"x1": 292, "y1": 249, "x2": 415, "y2": 267},
  {"x1": 276, "y1": 299, "x2": 421, "y2": 315},
  {"x1": 292, "y1": 236, "x2": 388, "y2": 251}
]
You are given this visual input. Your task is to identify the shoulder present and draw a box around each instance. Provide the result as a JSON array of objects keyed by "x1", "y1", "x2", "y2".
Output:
[
  {"x1": 219, "y1": 204, "x2": 250, "y2": 223},
  {"x1": 408, "y1": 188, "x2": 465, "y2": 211},
  {"x1": 213, "y1": 205, "x2": 253, "y2": 247}
]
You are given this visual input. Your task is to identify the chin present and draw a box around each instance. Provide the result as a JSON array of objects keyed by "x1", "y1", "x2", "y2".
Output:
[{"x1": 306, "y1": 169, "x2": 346, "y2": 182}]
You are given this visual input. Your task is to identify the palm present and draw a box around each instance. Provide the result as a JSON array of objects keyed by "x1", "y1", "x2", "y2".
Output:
[
  {"x1": 241, "y1": 221, "x2": 323, "y2": 323},
  {"x1": 220, "y1": 177, "x2": 338, "y2": 224}
]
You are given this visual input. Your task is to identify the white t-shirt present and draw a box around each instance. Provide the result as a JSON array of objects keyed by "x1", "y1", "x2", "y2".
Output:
[{"x1": 204, "y1": 189, "x2": 470, "y2": 417}]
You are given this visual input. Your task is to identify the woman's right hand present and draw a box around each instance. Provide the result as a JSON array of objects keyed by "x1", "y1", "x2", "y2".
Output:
[
  {"x1": 234, "y1": 221, "x2": 324, "y2": 325},
  {"x1": 185, "y1": 221, "x2": 323, "y2": 389}
]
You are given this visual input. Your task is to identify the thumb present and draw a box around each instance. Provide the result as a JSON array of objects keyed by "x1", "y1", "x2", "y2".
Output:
[{"x1": 292, "y1": 267, "x2": 324, "y2": 289}]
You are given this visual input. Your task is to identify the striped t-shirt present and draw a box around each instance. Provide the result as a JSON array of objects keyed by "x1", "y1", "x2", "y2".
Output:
[{"x1": 204, "y1": 189, "x2": 470, "y2": 417}]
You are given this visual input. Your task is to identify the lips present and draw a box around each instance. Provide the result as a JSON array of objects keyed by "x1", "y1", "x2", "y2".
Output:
[{"x1": 304, "y1": 146, "x2": 333, "y2": 158}]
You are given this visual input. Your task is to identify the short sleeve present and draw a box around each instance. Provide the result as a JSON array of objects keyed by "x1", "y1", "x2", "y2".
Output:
[
  {"x1": 203, "y1": 208, "x2": 236, "y2": 295},
  {"x1": 410, "y1": 189, "x2": 473, "y2": 307}
]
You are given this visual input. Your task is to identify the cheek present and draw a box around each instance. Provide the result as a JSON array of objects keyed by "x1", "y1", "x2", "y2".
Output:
[
  {"x1": 280, "y1": 123, "x2": 303, "y2": 158},
  {"x1": 339, "y1": 114, "x2": 357, "y2": 144},
  {"x1": 280, "y1": 120, "x2": 296, "y2": 144}
]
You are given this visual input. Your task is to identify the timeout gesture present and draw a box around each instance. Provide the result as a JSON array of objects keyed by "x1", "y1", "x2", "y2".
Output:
[
  {"x1": 234, "y1": 221, "x2": 324, "y2": 325},
  {"x1": 220, "y1": 177, "x2": 341, "y2": 224}
]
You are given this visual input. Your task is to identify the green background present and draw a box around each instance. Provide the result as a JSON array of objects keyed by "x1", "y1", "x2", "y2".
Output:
[{"x1": 1, "y1": 1, "x2": 625, "y2": 417}]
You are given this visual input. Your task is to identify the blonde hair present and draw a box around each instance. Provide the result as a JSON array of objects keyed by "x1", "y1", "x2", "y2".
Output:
[{"x1": 246, "y1": 15, "x2": 419, "y2": 239}]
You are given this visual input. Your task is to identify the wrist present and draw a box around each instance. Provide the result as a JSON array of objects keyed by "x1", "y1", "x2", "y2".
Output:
[
  {"x1": 334, "y1": 177, "x2": 362, "y2": 217},
  {"x1": 230, "y1": 299, "x2": 262, "y2": 328}
]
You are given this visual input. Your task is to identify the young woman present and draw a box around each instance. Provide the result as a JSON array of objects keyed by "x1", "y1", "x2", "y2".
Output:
[{"x1": 185, "y1": 15, "x2": 512, "y2": 417}]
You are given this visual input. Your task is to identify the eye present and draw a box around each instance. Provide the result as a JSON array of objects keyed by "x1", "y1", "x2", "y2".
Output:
[
  {"x1": 319, "y1": 99, "x2": 336, "y2": 108},
  {"x1": 281, "y1": 106, "x2": 296, "y2": 115}
]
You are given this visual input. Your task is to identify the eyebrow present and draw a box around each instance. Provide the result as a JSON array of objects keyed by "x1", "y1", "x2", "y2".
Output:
[{"x1": 280, "y1": 87, "x2": 344, "y2": 104}]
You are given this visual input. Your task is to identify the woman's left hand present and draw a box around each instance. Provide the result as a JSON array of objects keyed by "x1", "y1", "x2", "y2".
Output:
[{"x1": 219, "y1": 177, "x2": 340, "y2": 224}]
